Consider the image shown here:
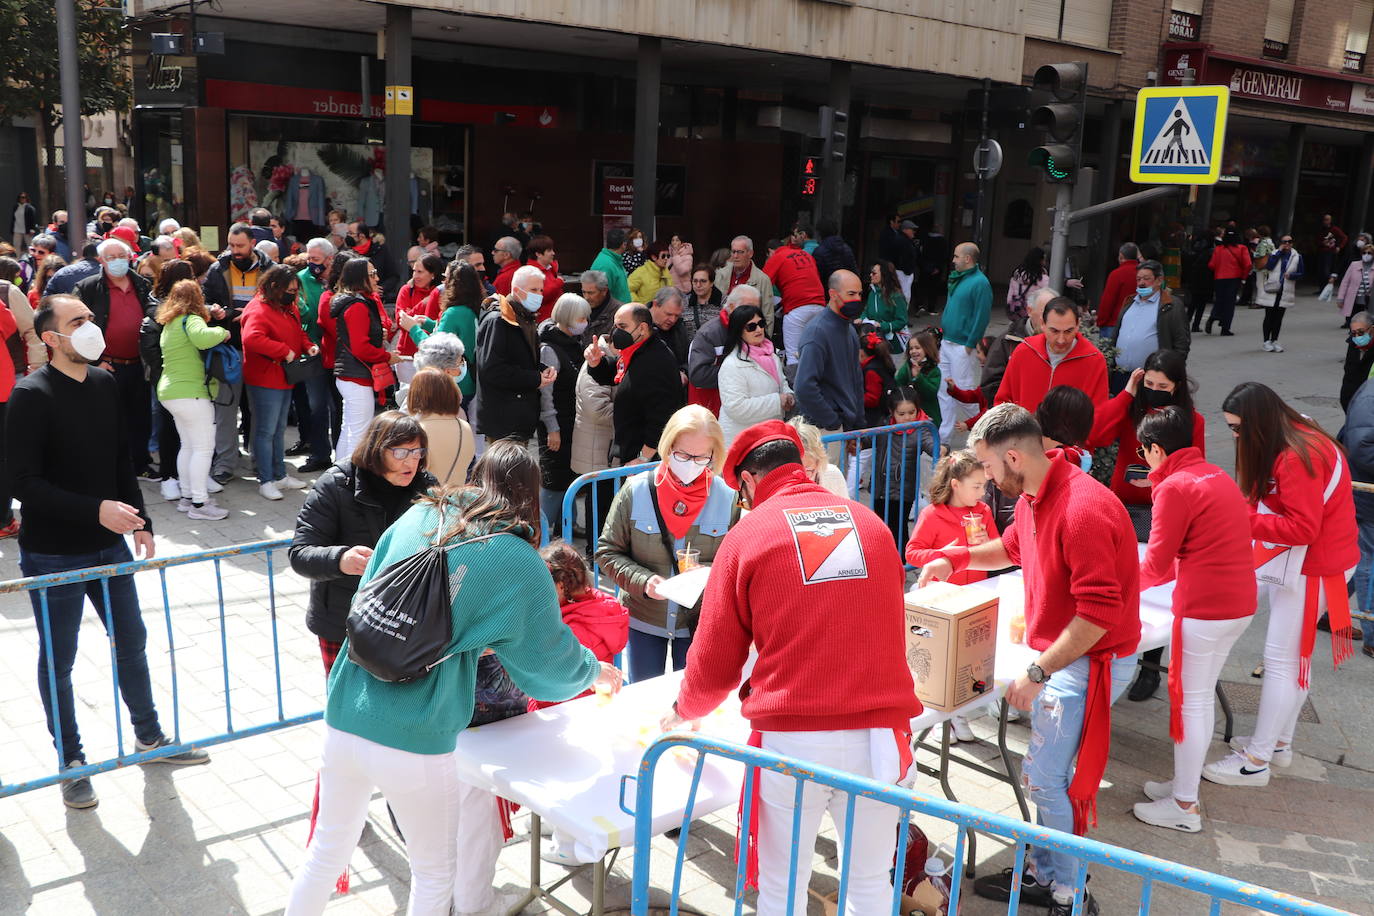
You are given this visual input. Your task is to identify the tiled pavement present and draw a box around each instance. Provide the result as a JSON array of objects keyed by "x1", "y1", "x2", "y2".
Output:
[{"x1": 2, "y1": 292, "x2": 1373, "y2": 915}]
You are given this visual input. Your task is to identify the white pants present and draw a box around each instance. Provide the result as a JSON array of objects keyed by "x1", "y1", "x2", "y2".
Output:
[
  {"x1": 162, "y1": 397, "x2": 216, "y2": 504},
  {"x1": 896, "y1": 271, "x2": 914, "y2": 303},
  {"x1": 1249, "y1": 571, "x2": 1351, "y2": 762},
  {"x1": 936, "y1": 340, "x2": 978, "y2": 444},
  {"x1": 782, "y1": 304, "x2": 825, "y2": 364},
  {"x1": 335, "y1": 379, "x2": 374, "y2": 461},
  {"x1": 845, "y1": 447, "x2": 872, "y2": 496},
  {"x1": 451, "y1": 780, "x2": 505, "y2": 915},
  {"x1": 286, "y1": 726, "x2": 463, "y2": 916},
  {"x1": 757, "y1": 729, "x2": 903, "y2": 916},
  {"x1": 1173, "y1": 616, "x2": 1252, "y2": 802}
]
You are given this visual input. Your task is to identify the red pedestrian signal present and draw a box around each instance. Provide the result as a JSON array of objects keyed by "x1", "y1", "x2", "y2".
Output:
[{"x1": 802, "y1": 156, "x2": 819, "y2": 175}]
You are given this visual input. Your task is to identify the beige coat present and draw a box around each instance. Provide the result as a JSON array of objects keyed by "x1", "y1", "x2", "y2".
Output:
[
  {"x1": 417, "y1": 413, "x2": 474, "y2": 487},
  {"x1": 571, "y1": 362, "x2": 615, "y2": 475},
  {"x1": 3, "y1": 281, "x2": 46, "y2": 371}
]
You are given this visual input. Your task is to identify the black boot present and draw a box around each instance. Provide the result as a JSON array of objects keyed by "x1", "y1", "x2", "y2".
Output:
[
  {"x1": 1205, "y1": 317, "x2": 1214, "y2": 335},
  {"x1": 1128, "y1": 648, "x2": 1164, "y2": 701}
]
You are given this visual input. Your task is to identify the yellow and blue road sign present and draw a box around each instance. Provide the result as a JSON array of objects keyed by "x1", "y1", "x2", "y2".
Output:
[{"x1": 1129, "y1": 85, "x2": 1230, "y2": 185}]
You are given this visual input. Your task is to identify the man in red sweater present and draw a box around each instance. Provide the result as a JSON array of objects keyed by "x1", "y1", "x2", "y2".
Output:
[
  {"x1": 763, "y1": 233, "x2": 827, "y2": 363},
  {"x1": 995, "y1": 297, "x2": 1108, "y2": 412},
  {"x1": 490, "y1": 236, "x2": 522, "y2": 295},
  {"x1": 1094, "y1": 242, "x2": 1139, "y2": 332},
  {"x1": 663, "y1": 420, "x2": 919, "y2": 916},
  {"x1": 918, "y1": 404, "x2": 1139, "y2": 916}
]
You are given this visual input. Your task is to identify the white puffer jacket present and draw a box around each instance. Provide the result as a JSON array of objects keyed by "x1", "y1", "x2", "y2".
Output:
[{"x1": 718, "y1": 348, "x2": 792, "y2": 444}]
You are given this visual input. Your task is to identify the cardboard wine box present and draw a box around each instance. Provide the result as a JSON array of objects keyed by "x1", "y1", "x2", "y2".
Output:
[{"x1": 903, "y1": 582, "x2": 998, "y2": 712}]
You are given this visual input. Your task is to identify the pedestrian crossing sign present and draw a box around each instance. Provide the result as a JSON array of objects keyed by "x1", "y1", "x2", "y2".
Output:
[{"x1": 1129, "y1": 86, "x2": 1229, "y2": 185}]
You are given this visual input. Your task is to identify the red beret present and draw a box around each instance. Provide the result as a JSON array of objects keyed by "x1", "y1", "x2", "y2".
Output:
[
  {"x1": 722, "y1": 420, "x2": 804, "y2": 489},
  {"x1": 109, "y1": 225, "x2": 140, "y2": 253}
]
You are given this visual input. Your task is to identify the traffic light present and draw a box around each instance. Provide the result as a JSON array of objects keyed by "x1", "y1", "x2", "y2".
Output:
[
  {"x1": 1029, "y1": 62, "x2": 1088, "y2": 183},
  {"x1": 819, "y1": 105, "x2": 848, "y2": 164},
  {"x1": 799, "y1": 155, "x2": 822, "y2": 197}
]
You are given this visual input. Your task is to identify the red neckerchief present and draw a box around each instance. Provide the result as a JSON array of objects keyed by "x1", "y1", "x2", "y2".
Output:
[
  {"x1": 354, "y1": 238, "x2": 372, "y2": 255},
  {"x1": 719, "y1": 308, "x2": 730, "y2": 328},
  {"x1": 654, "y1": 464, "x2": 711, "y2": 540},
  {"x1": 614, "y1": 334, "x2": 648, "y2": 384}
]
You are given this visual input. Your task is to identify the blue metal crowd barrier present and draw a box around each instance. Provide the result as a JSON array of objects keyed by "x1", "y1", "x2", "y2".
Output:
[
  {"x1": 0, "y1": 538, "x2": 316, "y2": 798},
  {"x1": 627, "y1": 734, "x2": 1350, "y2": 916}
]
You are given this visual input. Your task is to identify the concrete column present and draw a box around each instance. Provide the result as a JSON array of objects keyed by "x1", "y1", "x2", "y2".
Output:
[
  {"x1": 1277, "y1": 123, "x2": 1306, "y2": 237},
  {"x1": 633, "y1": 37, "x2": 661, "y2": 235},
  {"x1": 823, "y1": 61, "x2": 852, "y2": 224},
  {"x1": 384, "y1": 4, "x2": 413, "y2": 278},
  {"x1": 1349, "y1": 133, "x2": 1374, "y2": 234}
]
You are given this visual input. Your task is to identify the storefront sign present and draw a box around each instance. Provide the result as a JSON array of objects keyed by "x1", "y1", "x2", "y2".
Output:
[
  {"x1": 601, "y1": 178, "x2": 635, "y2": 215},
  {"x1": 134, "y1": 52, "x2": 197, "y2": 106},
  {"x1": 1168, "y1": 11, "x2": 1200, "y2": 42},
  {"x1": 1346, "y1": 50, "x2": 1367, "y2": 73},
  {"x1": 591, "y1": 161, "x2": 686, "y2": 216},
  {"x1": 204, "y1": 79, "x2": 559, "y2": 127},
  {"x1": 1351, "y1": 82, "x2": 1374, "y2": 115},
  {"x1": 1262, "y1": 39, "x2": 1288, "y2": 60},
  {"x1": 1161, "y1": 46, "x2": 1374, "y2": 117}
]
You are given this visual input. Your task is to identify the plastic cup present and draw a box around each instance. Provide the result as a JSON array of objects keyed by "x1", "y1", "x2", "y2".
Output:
[
  {"x1": 676, "y1": 548, "x2": 701, "y2": 571},
  {"x1": 1009, "y1": 613, "x2": 1027, "y2": 645},
  {"x1": 963, "y1": 513, "x2": 986, "y2": 543},
  {"x1": 594, "y1": 681, "x2": 614, "y2": 705}
]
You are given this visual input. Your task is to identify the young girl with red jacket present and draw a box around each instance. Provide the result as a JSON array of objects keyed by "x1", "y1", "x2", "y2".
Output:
[
  {"x1": 528, "y1": 542, "x2": 629, "y2": 712},
  {"x1": 905, "y1": 449, "x2": 994, "y2": 585},
  {"x1": 1203, "y1": 383, "x2": 1358, "y2": 789}
]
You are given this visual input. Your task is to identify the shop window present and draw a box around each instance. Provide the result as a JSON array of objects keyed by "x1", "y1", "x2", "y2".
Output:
[
  {"x1": 1004, "y1": 199, "x2": 1034, "y2": 241},
  {"x1": 1347, "y1": 0, "x2": 1373, "y2": 72},
  {"x1": 1023, "y1": 0, "x2": 1110, "y2": 47},
  {"x1": 1263, "y1": 0, "x2": 1294, "y2": 60}
]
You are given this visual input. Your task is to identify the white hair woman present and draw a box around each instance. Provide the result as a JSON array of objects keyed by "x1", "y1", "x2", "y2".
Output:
[{"x1": 538, "y1": 292, "x2": 592, "y2": 535}]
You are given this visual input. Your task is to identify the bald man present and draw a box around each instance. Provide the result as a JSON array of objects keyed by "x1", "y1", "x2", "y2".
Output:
[
  {"x1": 794, "y1": 269, "x2": 865, "y2": 464},
  {"x1": 937, "y1": 242, "x2": 993, "y2": 443}
]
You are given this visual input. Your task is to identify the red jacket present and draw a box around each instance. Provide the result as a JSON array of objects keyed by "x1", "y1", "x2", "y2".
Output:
[
  {"x1": 1139, "y1": 447, "x2": 1256, "y2": 621},
  {"x1": 951, "y1": 454, "x2": 1140, "y2": 658},
  {"x1": 492, "y1": 259, "x2": 519, "y2": 296},
  {"x1": 526, "y1": 258, "x2": 565, "y2": 323},
  {"x1": 241, "y1": 295, "x2": 312, "y2": 389},
  {"x1": 318, "y1": 290, "x2": 337, "y2": 368},
  {"x1": 762, "y1": 244, "x2": 825, "y2": 314},
  {"x1": 675, "y1": 465, "x2": 920, "y2": 731},
  {"x1": 906, "y1": 502, "x2": 996, "y2": 584},
  {"x1": 0, "y1": 302, "x2": 17, "y2": 401},
  {"x1": 394, "y1": 281, "x2": 437, "y2": 357},
  {"x1": 1251, "y1": 433, "x2": 1359, "y2": 576},
  {"x1": 1208, "y1": 243, "x2": 1252, "y2": 280},
  {"x1": 994, "y1": 334, "x2": 1108, "y2": 412},
  {"x1": 528, "y1": 588, "x2": 629, "y2": 710},
  {"x1": 1088, "y1": 392, "x2": 1206, "y2": 506},
  {"x1": 1095, "y1": 259, "x2": 1138, "y2": 328}
]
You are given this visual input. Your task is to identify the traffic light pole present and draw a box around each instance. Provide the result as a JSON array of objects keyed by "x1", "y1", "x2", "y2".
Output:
[
  {"x1": 1049, "y1": 184, "x2": 1183, "y2": 297},
  {"x1": 55, "y1": 0, "x2": 86, "y2": 252}
]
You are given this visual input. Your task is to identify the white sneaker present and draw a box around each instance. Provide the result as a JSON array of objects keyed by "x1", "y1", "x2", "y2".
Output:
[
  {"x1": 1229, "y1": 736, "x2": 1292, "y2": 768},
  {"x1": 276, "y1": 475, "x2": 307, "y2": 490},
  {"x1": 1142, "y1": 780, "x2": 1173, "y2": 801},
  {"x1": 206, "y1": 477, "x2": 224, "y2": 494},
  {"x1": 176, "y1": 497, "x2": 192, "y2": 513},
  {"x1": 950, "y1": 715, "x2": 976, "y2": 743},
  {"x1": 1262, "y1": 340, "x2": 1275, "y2": 352},
  {"x1": 454, "y1": 890, "x2": 527, "y2": 916},
  {"x1": 1133, "y1": 796, "x2": 1201, "y2": 833},
  {"x1": 540, "y1": 837, "x2": 594, "y2": 868},
  {"x1": 187, "y1": 501, "x2": 229, "y2": 521},
  {"x1": 1271, "y1": 341, "x2": 1284, "y2": 352},
  {"x1": 160, "y1": 479, "x2": 181, "y2": 501},
  {"x1": 259, "y1": 481, "x2": 283, "y2": 501},
  {"x1": 1202, "y1": 751, "x2": 1270, "y2": 787}
]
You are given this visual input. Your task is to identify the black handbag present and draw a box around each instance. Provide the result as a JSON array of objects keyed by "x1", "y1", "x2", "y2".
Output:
[
  {"x1": 283, "y1": 352, "x2": 325, "y2": 385},
  {"x1": 345, "y1": 532, "x2": 499, "y2": 683}
]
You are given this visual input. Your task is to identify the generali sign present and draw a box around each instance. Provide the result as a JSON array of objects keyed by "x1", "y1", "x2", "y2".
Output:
[{"x1": 1162, "y1": 44, "x2": 1374, "y2": 116}]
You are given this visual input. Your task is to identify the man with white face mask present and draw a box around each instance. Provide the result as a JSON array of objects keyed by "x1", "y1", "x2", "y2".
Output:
[
  {"x1": 74, "y1": 237, "x2": 155, "y2": 476},
  {"x1": 474, "y1": 263, "x2": 556, "y2": 442},
  {"x1": 7, "y1": 295, "x2": 210, "y2": 811}
]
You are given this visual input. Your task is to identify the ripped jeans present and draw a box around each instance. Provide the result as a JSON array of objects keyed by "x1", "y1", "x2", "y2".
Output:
[{"x1": 1022, "y1": 654, "x2": 1136, "y2": 896}]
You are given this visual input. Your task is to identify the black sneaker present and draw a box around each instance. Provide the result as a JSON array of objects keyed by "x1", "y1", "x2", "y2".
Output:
[
  {"x1": 299, "y1": 457, "x2": 332, "y2": 473},
  {"x1": 61, "y1": 760, "x2": 98, "y2": 809},
  {"x1": 211, "y1": 470, "x2": 234, "y2": 485},
  {"x1": 973, "y1": 867, "x2": 1054, "y2": 906},
  {"x1": 1049, "y1": 890, "x2": 1099, "y2": 916},
  {"x1": 1127, "y1": 668, "x2": 1160, "y2": 702},
  {"x1": 285, "y1": 441, "x2": 310, "y2": 456}
]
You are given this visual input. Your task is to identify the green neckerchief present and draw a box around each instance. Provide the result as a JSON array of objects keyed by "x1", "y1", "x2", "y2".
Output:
[{"x1": 947, "y1": 265, "x2": 976, "y2": 295}]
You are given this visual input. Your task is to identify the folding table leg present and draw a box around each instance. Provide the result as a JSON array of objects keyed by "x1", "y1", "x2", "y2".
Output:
[
  {"x1": 998, "y1": 699, "x2": 1032, "y2": 823},
  {"x1": 592, "y1": 857, "x2": 606, "y2": 916}
]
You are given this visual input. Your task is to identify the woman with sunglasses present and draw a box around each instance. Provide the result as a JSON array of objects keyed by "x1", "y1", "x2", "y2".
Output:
[
  {"x1": 1201, "y1": 383, "x2": 1357, "y2": 789},
  {"x1": 597, "y1": 405, "x2": 739, "y2": 682},
  {"x1": 1258, "y1": 234, "x2": 1303, "y2": 352},
  {"x1": 717, "y1": 304, "x2": 793, "y2": 444}
]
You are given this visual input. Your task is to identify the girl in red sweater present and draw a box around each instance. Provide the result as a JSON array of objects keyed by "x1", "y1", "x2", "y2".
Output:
[
  {"x1": 529, "y1": 542, "x2": 629, "y2": 712},
  {"x1": 1204, "y1": 383, "x2": 1359, "y2": 789}
]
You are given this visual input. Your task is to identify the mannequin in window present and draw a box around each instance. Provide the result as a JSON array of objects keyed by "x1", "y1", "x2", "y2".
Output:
[
  {"x1": 288, "y1": 166, "x2": 326, "y2": 238},
  {"x1": 357, "y1": 168, "x2": 386, "y2": 229}
]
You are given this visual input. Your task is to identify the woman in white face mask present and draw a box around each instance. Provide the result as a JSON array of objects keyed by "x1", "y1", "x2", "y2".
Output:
[
  {"x1": 596, "y1": 405, "x2": 740, "y2": 683},
  {"x1": 537, "y1": 293, "x2": 592, "y2": 537}
]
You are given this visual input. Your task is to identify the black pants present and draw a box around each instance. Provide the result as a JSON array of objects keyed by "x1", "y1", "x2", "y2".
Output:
[
  {"x1": 0, "y1": 401, "x2": 11, "y2": 525},
  {"x1": 111, "y1": 362, "x2": 151, "y2": 473},
  {"x1": 872, "y1": 495, "x2": 910, "y2": 552},
  {"x1": 1210, "y1": 278, "x2": 1241, "y2": 332},
  {"x1": 156, "y1": 401, "x2": 180, "y2": 480},
  {"x1": 1262, "y1": 305, "x2": 1287, "y2": 341},
  {"x1": 1187, "y1": 289, "x2": 1209, "y2": 329}
]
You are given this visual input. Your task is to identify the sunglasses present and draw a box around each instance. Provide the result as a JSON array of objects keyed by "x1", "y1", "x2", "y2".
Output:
[
  {"x1": 1136, "y1": 446, "x2": 1148, "y2": 460},
  {"x1": 387, "y1": 446, "x2": 426, "y2": 460},
  {"x1": 1227, "y1": 422, "x2": 1242, "y2": 433},
  {"x1": 1280, "y1": 239, "x2": 1293, "y2": 244},
  {"x1": 743, "y1": 320, "x2": 765, "y2": 331}
]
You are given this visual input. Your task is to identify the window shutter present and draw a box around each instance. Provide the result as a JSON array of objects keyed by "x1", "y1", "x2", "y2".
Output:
[
  {"x1": 1172, "y1": 0, "x2": 1204, "y2": 14},
  {"x1": 1024, "y1": 0, "x2": 1063, "y2": 40},
  {"x1": 1265, "y1": 0, "x2": 1295, "y2": 44},
  {"x1": 1060, "y1": 0, "x2": 1112, "y2": 46},
  {"x1": 1348, "y1": 0, "x2": 1373, "y2": 54}
]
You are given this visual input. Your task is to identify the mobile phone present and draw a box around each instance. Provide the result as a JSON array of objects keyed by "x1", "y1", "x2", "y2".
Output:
[{"x1": 1124, "y1": 464, "x2": 1150, "y2": 483}]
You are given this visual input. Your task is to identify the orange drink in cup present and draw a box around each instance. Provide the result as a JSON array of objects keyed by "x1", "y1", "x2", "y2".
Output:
[
  {"x1": 963, "y1": 513, "x2": 986, "y2": 544},
  {"x1": 676, "y1": 547, "x2": 701, "y2": 571},
  {"x1": 1009, "y1": 613, "x2": 1027, "y2": 645}
]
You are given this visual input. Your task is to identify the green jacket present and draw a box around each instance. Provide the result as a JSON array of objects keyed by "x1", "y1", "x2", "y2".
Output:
[
  {"x1": 297, "y1": 267, "x2": 325, "y2": 345},
  {"x1": 590, "y1": 248, "x2": 632, "y2": 304},
  {"x1": 325, "y1": 499, "x2": 599, "y2": 755},
  {"x1": 864, "y1": 286, "x2": 908, "y2": 339},
  {"x1": 157, "y1": 314, "x2": 229, "y2": 402},
  {"x1": 410, "y1": 305, "x2": 479, "y2": 399},
  {"x1": 942, "y1": 266, "x2": 993, "y2": 349},
  {"x1": 893, "y1": 360, "x2": 942, "y2": 426}
]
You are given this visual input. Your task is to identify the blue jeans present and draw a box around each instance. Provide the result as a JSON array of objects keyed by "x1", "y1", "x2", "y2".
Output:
[
  {"x1": 627, "y1": 627, "x2": 692, "y2": 684},
  {"x1": 302, "y1": 373, "x2": 335, "y2": 463},
  {"x1": 248, "y1": 385, "x2": 293, "y2": 483},
  {"x1": 1353, "y1": 491, "x2": 1374, "y2": 648},
  {"x1": 20, "y1": 541, "x2": 162, "y2": 765},
  {"x1": 1024, "y1": 654, "x2": 1136, "y2": 895}
]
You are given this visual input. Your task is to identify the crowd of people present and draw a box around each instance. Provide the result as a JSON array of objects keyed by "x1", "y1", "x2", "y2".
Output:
[{"x1": 5, "y1": 198, "x2": 1372, "y2": 916}]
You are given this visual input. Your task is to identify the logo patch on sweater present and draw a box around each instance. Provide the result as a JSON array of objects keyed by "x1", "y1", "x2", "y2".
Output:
[{"x1": 784, "y1": 505, "x2": 867, "y2": 584}]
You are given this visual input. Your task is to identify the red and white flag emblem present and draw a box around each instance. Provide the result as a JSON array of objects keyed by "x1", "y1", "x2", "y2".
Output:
[{"x1": 784, "y1": 505, "x2": 868, "y2": 585}]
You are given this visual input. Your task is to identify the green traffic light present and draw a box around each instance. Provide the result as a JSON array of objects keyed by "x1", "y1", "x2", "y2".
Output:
[{"x1": 1046, "y1": 157, "x2": 1068, "y2": 179}]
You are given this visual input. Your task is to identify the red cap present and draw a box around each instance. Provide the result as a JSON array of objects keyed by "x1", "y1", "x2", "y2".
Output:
[
  {"x1": 722, "y1": 420, "x2": 804, "y2": 489},
  {"x1": 108, "y1": 225, "x2": 140, "y2": 253}
]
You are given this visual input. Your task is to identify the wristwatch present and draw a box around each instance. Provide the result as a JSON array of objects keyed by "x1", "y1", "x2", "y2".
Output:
[{"x1": 1026, "y1": 663, "x2": 1048, "y2": 684}]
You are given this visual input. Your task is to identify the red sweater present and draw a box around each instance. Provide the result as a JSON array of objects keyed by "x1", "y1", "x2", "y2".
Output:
[
  {"x1": 906, "y1": 502, "x2": 996, "y2": 584},
  {"x1": 1208, "y1": 243, "x2": 1252, "y2": 280},
  {"x1": 394, "y1": 281, "x2": 437, "y2": 356},
  {"x1": 0, "y1": 303, "x2": 17, "y2": 401},
  {"x1": 1139, "y1": 447, "x2": 1256, "y2": 620},
  {"x1": 528, "y1": 588, "x2": 629, "y2": 710},
  {"x1": 1095, "y1": 259, "x2": 1138, "y2": 328},
  {"x1": 527, "y1": 259, "x2": 565, "y2": 323},
  {"x1": 241, "y1": 295, "x2": 312, "y2": 389},
  {"x1": 492, "y1": 259, "x2": 519, "y2": 296},
  {"x1": 1087, "y1": 392, "x2": 1206, "y2": 506},
  {"x1": 337, "y1": 294, "x2": 392, "y2": 386},
  {"x1": 1251, "y1": 433, "x2": 1359, "y2": 576},
  {"x1": 675, "y1": 465, "x2": 920, "y2": 731},
  {"x1": 762, "y1": 244, "x2": 825, "y2": 314},
  {"x1": 994, "y1": 334, "x2": 1108, "y2": 412}
]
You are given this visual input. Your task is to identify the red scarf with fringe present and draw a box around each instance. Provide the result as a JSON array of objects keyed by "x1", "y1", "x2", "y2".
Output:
[{"x1": 1067, "y1": 654, "x2": 1112, "y2": 834}]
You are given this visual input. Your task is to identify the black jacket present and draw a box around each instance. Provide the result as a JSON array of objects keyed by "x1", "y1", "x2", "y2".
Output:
[
  {"x1": 205, "y1": 252, "x2": 272, "y2": 348},
  {"x1": 588, "y1": 332, "x2": 684, "y2": 464},
  {"x1": 1342, "y1": 340, "x2": 1374, "y2": 412},
  {"x1": 538, "y1": 321, "x2": 584, "y2": 490},
  {"x1": 476, "y1": 299, "x2": 543, "y2": 441},
  {"x1": 73, "y1": 270, "x2": 153, "y2": 333},
  {"x1": 288, "y1": 459, "x2": 436, "y2": 642},
  {"x1": 813, "y1": 235, "x2": 859, "y2": 287}
]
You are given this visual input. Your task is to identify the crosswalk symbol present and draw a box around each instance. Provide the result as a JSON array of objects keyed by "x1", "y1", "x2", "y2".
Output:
[{"x1": 1129, "y1": 86, "x2": 1229, "y2": 186}]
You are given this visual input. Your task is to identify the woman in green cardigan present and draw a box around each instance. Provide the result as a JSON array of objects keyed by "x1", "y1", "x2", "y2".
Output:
[
  {"x1": 864, "y1": 259, "x2": 909, "y2": 351},
  {"x1": 398, "y1": 258, "x2": 484, "y2": 410}
]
